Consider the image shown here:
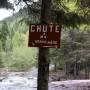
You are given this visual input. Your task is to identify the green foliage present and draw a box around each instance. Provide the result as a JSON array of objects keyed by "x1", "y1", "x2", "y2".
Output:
[
  {"x1": 0, "y1": 22, "x2": 10, "y2": 68},
  {"x1": 0, "y1": 41, "x2": 4, "y2": 68},
  {"x1": 12, "y1": 32, "x2": 25, "y2": 48},
  {"x1": 50, "y1": 27, "x2": 90, "y2": 70},
  {"x1": 0, "y1": 17, "x2": 38, "y2": 71},
  {"x1": 0, "y1": 0, "x2": 90, "y2": 72},
  {"x1": 53, "y1": 0, "x2": 78, "y2": 12},
  {"x1": 0, "y1": 22, "x2": 9, "y2": 51},
  {"x1": 0, "y1": 0, "x2": 14, "y2": 9},
  {"x1": 2, "y1": 47, "x2": 38, "y2": 71}
]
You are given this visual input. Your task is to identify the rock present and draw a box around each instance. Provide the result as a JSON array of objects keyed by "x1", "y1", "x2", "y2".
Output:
[
  {"x1": 0, "y1": 68, "x2": 9, "y2": 77},
  {"x1": 0, "y1": 77, "x2": 6, "y2": 82}
]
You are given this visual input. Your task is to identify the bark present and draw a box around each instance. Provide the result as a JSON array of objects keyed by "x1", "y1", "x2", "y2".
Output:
[
  {"x1": 85, "y1": 62, "x2": 88, "y2": 79},
  {"x1": 85, "y1": 62, "x2": 89, "y2": 79},
  {"x1": 74, "y1": 62, "x2": 79, "y2": 79},
  {"x1": 54, "y1": 62, "x2": 57, "y2": 72},
  {"x1": 85, "y1": 66, "x2": 88, "y2": 79},
  {"x1": 37, "y1": 0, "x2": 52, "y2": 90},
  {"x1": 0, "y1": 42, "x2": 3, "y2": 68},
  {"x1": 65, "y1": 62, "x2": 69, "y2": 76},
  {"x1": 38, "y1": 48, "x2": 49, "y2": 90}
]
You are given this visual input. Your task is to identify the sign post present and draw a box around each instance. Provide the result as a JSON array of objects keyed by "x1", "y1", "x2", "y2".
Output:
[{"x1": 28, "y1": 0, "x2": 61, "y2": 90}]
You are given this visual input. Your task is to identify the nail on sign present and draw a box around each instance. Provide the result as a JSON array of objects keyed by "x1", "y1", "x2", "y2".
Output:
[{"x1": 28, "y1": 24, "x2": 61, "y2": 48}]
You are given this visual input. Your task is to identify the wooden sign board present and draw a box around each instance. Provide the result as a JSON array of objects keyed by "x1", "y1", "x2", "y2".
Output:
[{"x1": 28, "y1": 24, "x2": 61, "y2": 48}]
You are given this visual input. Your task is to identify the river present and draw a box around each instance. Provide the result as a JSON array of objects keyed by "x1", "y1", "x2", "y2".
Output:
[{"x1": 0, "y1": 67, "x2": 90, "y2": 90}]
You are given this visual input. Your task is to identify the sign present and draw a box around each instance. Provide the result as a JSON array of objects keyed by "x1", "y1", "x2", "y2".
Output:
[{"x1": 28, "y1": 24, "x2": 61, "y2": 48}]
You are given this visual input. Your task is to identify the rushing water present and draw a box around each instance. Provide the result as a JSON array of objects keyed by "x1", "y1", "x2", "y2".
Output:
[{"x1": 0, "y1": 67, "x2": 90, "y2": 90}]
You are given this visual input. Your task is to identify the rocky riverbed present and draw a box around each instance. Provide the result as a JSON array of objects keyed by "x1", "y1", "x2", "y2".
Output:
[{"x1": 0, "y1": 67, "x2": 90, "y2": 90}]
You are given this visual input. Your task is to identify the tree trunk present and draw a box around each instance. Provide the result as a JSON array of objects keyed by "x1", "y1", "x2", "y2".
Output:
[
  {"x1": 87, "y1": 66, "x2": 89, "y2": 79},
  {"x1": 65, "y1": 62, "x2": 68, "y2": 75},
  {"x1": 85, "y1": 62, "x2": 88, "y2": 79},
  {"x1": 54, "y1": 62, "x2": 57, "y2": 72},
  {"x1": 85, "y1": 66, "x2": 88, "y2": 79},
  {"x1": 37, "y1": 0, "x2": 51, "y2": 90},
  {"x1": 0, "y1": 41, "x2": 3, "y2": 68},
  {"x1": 38, "y1": 48, "x2": 49, "y2": 90}
]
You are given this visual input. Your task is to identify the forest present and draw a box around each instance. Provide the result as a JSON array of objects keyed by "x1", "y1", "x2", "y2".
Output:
[
  {"x1": 0, "y1": 0, "x2": 90, "y2": 90},
  {"x1": 0, "y1": 10, "x2": 90, "y2": 78}
]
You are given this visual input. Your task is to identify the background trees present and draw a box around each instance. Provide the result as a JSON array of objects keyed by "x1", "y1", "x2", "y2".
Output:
[
  {"x1": 50, "y1": 27, "x2": 90, "y2": 79},
  {"x1": 0, "y1": 1, "x2": 90, "y2": 90},
  {"x1": 0, "y1": 0, "x2": 13, "y2": 9},
  {"x1": 0, "y1": 19, "x2": 38, "y2": 71}
]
